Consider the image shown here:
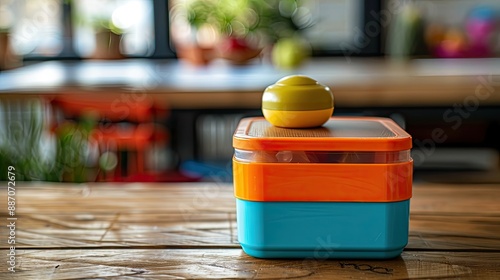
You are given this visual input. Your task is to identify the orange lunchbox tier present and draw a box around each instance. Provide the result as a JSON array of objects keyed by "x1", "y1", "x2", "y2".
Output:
[
  {"x1": 233, "y1": 117, "x2": 412, "y2": 152},
  {"x1": 233, "y1": 159, "x2": 413, "y2": 202}
]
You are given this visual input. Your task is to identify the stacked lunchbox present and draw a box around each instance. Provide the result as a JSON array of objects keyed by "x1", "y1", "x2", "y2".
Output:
[{"x1": 232, "y1": 116, "x2": 413, "y2": 259}]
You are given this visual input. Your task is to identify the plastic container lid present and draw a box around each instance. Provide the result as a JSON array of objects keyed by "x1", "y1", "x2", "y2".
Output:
[
  {"x1": 233, "y1": 117, "x2": 412, "y2": 152},
  {"x1": 262, "y1": 75, "x2": 333, "y2": 111}
]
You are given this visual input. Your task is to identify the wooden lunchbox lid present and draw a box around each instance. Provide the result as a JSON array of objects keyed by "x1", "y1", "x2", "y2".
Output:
[{"x1": 233, "y1": 117, "x2": 412, "y2": 152}]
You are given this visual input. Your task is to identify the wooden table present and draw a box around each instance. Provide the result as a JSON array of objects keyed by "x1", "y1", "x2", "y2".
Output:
[{"x1": 1, "y1": 182, "x2": 499, "y2": 279}]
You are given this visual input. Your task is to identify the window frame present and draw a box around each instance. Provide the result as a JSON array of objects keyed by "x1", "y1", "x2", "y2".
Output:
[
  {"x1": 309, "y1": 0, "x2": 381, "y2": 57},
  {"x1": 21, "y1": 0, "x2": 380, "y2": 62},
  {"x1": 23, "y1": 0, "x2": 176, "y2": 61}
]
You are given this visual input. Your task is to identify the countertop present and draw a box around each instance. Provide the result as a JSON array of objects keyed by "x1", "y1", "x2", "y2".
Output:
[
  {"x1": 1, "y1": 58, "x2": 500, "y2": 108},
  {"x1": 1, "y1": 182, "x2": 499, "y2": 279}
]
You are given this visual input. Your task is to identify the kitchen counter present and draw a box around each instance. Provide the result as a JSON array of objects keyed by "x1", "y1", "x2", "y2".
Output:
[{"x1": 1, "y1": 182, "x2": 499, "y2": 279}]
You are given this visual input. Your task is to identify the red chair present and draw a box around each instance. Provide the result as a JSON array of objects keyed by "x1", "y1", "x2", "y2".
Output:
[{"x1": 50, "y1": 94, "x2": 169, "y2": 182}]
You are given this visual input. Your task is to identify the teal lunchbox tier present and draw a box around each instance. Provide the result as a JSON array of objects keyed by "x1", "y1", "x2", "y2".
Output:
[{"x1": 237, "y1": 199, "x2": 410, "y2": 259}]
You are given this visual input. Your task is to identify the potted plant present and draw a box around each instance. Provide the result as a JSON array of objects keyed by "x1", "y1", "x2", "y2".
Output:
[
  {"x1": 208, "y1": 0, "x2": 266, "y2": 64},
  {"x1": 170, "y1": 0, "x2": 219, "y2": 65},
  {"x1": 72, "y1": 0, "x2": 125, "y2": 59},
  {"x1": 0, "y1": 28, "x2": 15, "y2": 70},
  {"x1": 0, "y1": 99, "x2": 117, "y2": 183},
  {"x1": 0, "y1": 2, "x2": 21, "y2": 70},
  {"x1": 0, "y1": 100, "x2": 51, "y2": 181},
  {"x1": 90, "y1": 20, "x2": 124, "y2": 60}
]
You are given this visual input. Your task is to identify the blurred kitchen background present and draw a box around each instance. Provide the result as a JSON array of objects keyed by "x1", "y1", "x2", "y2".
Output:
[{"x1": 0, "y1": 0, "x2": 499, "y2": 183}]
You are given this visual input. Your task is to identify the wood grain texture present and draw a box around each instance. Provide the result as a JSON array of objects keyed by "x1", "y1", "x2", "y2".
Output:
[
  {"x1": 1, "y1": 249, "x2": 499, "y2": 279},
  {"x1": 1, "y1": 182, "x2": 499, "y2": 279},
  {"x1": 10, "y1": 183, "x2": 235, "y2": 214},
  {"x1": 1, "y1": 183, "x2": 499, "y2": 250}
]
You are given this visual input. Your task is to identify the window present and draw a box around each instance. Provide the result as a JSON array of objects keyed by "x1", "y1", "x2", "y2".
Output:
[
  {"x1": 2, "y1": 0, "x2": 163, "y2": 59},
  {"x1": 73, "y1": 0, "x2": 155, "y2": 57},
  {"x1": 167, "y1": 0, "x2": 380, "y2": 57},
  {"x1": 1, "y1": 0, "x2": 382, "y2": 60},
  {"x1": 1, "y1": 0, "x2": 63, "y2": 56}
]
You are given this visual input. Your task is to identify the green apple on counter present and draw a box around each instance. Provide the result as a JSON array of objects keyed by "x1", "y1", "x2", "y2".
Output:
[{"x1": 271, "y1": 36, "x2": 311, "y2": 69}]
